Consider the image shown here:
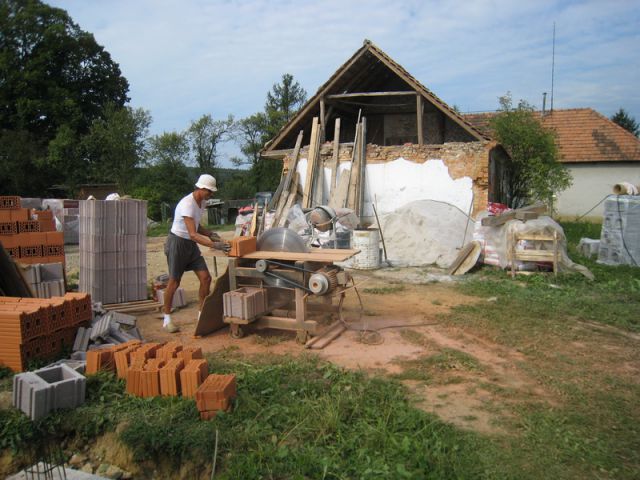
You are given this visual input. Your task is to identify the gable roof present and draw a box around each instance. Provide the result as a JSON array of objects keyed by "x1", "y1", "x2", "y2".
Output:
[
  {"x1": 264, "y1": 40, "x2": 487, "y2": 152},
  {"x1": 465, "y1": 108, "x2": 640, "y2": 163}
]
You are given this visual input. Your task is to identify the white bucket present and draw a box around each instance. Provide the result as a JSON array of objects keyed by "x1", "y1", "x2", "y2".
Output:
[{"x1": 349, "y1": 228, "x2": 381, "y2": 269}]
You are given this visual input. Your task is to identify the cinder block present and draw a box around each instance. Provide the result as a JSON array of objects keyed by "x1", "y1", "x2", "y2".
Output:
[
  {"x1": 33, "y1": 364, "x2": 86, "y2": 410},
  {"x1": 156, "y1": 287, "x2": 187, "y2": 309},
  {"x1": 110, "y1": 311, "x2": 136, "y2": 326},
  {"x1": 13, "y1": 372, "x2": 54, "y2": 420},
  {"x1": 39, "y1": 262, "x2": 64, "y2": 281},
  {"x1": 72, "y1": 327, "x2": 92, "y2": 352}
]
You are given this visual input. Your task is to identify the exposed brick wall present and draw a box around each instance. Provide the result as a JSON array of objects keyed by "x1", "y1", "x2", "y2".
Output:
[{"x1": 285, "y1": 141, "x2": 495, "y2": 215}]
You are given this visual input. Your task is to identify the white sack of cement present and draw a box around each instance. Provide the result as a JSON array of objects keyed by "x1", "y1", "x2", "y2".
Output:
[{"x1": 380, "y1": 199, "x2": 474, "y2": 268}]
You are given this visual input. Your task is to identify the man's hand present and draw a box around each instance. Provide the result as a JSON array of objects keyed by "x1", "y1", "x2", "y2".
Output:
[
  {"x1": 213, "y1": 241, "x2": 231, "y2": 253},
  {"x1": 208, "y1": 232, "x2": 221, "y2": 241}
]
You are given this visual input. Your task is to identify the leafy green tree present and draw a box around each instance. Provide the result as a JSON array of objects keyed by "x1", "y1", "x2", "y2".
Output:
[
  {"x1": 83, "y1": 105, "x2": 151, "y2": 191},
  {"x1": 187, "y1": 114, "x2": 235, "y2": 171},
  {"x1": 131, "y1": 132, "x2": 192, "y2": 219},
  {"x1": 0, "y1": 0, "x2": 129, "y2": 194},
  {"x1": 611, "y1": 108, "x2": 639, "y2": 137},
  {"x1": 237, "y1": 74, "x2": 307, "y2": 193},
  {"x1": 490, "y1": 93, "x2": 572, "y2": 208}
]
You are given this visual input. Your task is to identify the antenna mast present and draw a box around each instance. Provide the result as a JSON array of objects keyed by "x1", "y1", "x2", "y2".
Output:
[{"x1": 551, "y1": 22, "x2": 556, "y2": 113}]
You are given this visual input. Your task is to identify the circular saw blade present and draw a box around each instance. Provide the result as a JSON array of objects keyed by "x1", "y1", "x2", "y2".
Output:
[{"x1": 257, "y1": 227, "x2": 308, "y2": 253}]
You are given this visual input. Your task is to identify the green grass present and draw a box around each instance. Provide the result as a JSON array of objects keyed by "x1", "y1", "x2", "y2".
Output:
[{"x1": 0, "y1": 356, "x2": 489, "y2": 479}]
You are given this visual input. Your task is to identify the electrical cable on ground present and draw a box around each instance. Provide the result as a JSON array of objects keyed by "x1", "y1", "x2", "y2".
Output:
[
  {"x1": 575, "y1": 194, "x2": 609, "y2": 221},
  {"x1": 211, "y1": 429, "x2": 219, "y2": 480}
]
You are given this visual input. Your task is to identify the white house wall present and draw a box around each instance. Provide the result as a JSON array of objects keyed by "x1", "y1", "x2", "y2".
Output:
[{"x1": 556, "y1": 163, "x2": 640, "y2": 220}]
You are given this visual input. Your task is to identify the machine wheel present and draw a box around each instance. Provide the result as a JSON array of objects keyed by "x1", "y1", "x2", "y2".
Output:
[
  {"x1": 229, "y1": 325, "x2": 245, "y2": 339},
  {"x1": 296, "y1": 330, "x2": 309, "y2": 344}
]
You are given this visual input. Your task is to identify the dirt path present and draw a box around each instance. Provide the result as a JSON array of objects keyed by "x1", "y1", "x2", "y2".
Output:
[{"x1": 67, "y1": 236, "x2": 555, "y2": 435}]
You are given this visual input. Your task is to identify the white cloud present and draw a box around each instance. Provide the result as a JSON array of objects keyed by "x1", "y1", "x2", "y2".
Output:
[{"x1": 48, "y1": 0, "x2": 640, "y2": 165}]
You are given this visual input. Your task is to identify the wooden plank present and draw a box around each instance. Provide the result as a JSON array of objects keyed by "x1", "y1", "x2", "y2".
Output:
[
  {"x1": 326, "y1": 91, "x2": 418, "y2": 99},
  {"x1": 417, "y1": 95, "x2": 424, "y2": 146},
  {"x1": 241, "y1": 248, "x2": 360, "y2": 262},
  {"x1": 278, "y1": 172, "x2": 300, "y2": 227},
  {"x1": 347, "y1": 121, "x2": 362, "y2": 210},
  {"x1": 302, "y1": 117, "x2": 320, "y2": 208},
  {"x1": 249, "y1": 202, "x2": 259, "y2": 236},
  {"x1": 312, "y1": 123, "x2": 324, "y2": 207},
  {"x1": 448, "y1": 241, "x2": 482, "y2": 276},
  {"x1": 194, "y1": 267, "x2": 230, "y2": 337},
  {"x1": 330, "y1": 118, "x2": 341, "y2": 195},
  {"x1": 329, "y1": 168, "x2": 350, "y2": 210},
  {"x1": 272, "y1": 132, "x2": 303, "y2": 228},
  {"x1": 481, "y1": 203, "x2": 548, "y2": 227},
  {"x1": 320, "y1": 98, "x2": 326, "y2": 143},
  {"x1": 357, "y1": 117, "x2": 367, "y2": 217}
]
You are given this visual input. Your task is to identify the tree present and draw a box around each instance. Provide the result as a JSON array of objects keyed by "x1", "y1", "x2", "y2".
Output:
[
  {"x1": 611, "y1": 108, "x2": 639, "y2": 137},
  {"x1": 236, "y1": 74, "x2": 307, "y2": 192},
  {"x1": 187, "y1": 114, "x2": 235, "y2": 171},
  {"x1": 490, "y1": 93, "x2": 572, "y2": 208},
  {"x1": 83, "y1": 105, "x2": 151, "y2": 191},
  {"x1": 0, "y1": 0, "x2": 129, "y2": 194}
]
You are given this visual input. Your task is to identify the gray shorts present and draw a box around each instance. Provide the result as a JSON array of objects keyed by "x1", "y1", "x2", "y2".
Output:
[{"x1": 164, "y1": 232, "x2": 208, "y2": 280}]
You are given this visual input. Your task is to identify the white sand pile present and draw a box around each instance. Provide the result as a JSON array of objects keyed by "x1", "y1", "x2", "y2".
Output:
[{"x1": 380, "y1": 200, "x2": 474, "y2": 268}]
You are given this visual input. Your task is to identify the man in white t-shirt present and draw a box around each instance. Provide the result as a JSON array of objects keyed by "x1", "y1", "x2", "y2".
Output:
[{"x1": 162, "y1": 174, "x2": 230, "y2": 333}]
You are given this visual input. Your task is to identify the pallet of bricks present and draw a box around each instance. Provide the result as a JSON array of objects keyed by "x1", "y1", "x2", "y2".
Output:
[
  {"x1": 0, "y1": 293, "x2": 92, "y2": 372},
  {"x1": 0, "y1": 195, "x2": 64, "y2": 265},
  {"x1": 87, "y1": 341, "x2": 236, "y2": 419}
]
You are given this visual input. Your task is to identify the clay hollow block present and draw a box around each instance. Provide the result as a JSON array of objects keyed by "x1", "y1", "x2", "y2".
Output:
[
  {"x1": 179, "y1": 359, "x2": 209, "y2": 398},
  {"x1": 196, "y1": 374, "x2": 237, "y2": 413},
  {"x1": 178, "y1": 347, "x2": 203, "y2": 365},
  {"x1": 159, "y1": 358, "x2": 185, "y2": 396},
  {"x1": 228, "y1": 236, "x2": 257, "y2": 257}
]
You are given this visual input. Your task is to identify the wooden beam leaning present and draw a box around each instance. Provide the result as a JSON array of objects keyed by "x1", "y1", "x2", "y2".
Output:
[
  {"x1": 417, "y1": 95, "x2": 424, "y2": 146},
  {"x1": 330, "y1": 118, "x2": 341, "y2": 196},
  {"x1": 302, "y1": 117, "x2": 320, "y2": 208},
  {"x1": 358, "y1": 117, "x2": 367, "y2": 217},
  {"x1": 320, "y1": 98, "x2": 326, "y2": 143},
  {"x1": 272, "y1": 131, "x2": 304, "y2": 228},
  {"x1": 347, "y1": 121, "x2": 362, "y2": 211},
  {"x1": 278, "y1": 172, "x2": 300, "y2": 227}
]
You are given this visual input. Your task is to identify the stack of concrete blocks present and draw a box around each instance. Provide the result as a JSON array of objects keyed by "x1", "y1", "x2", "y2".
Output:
[
  {"x1": 63, "y1": 200, "x2": 80, "y2": 245},
  {"x1": 79, "y1": 199, "x2": 147, "y2": 304},
  {"x1": 71, "y1": 311, "x2": 143, "y2": 360},
  {"x1": 598, "y1": 195, "x2": 640, "y2": 266},
  {"x1": 12, "y1": 363, "x2": 86, "y2": 420},
  {"x1": 223, "y1": 287, "x2": 268, "y2": 320},
  {"x1": 156, "y1": 287, "x2": 188, "y2": 309},
  {"x1": 0, "y1": 293, "x2": 92, "y2": 372},
  {"x1": 21, "y1": 262, "x2": 65, "y2": 298}
]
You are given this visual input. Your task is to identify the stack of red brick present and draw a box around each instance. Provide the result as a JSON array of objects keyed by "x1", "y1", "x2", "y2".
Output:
[
  {"x1": 87, "y1": 341, "x2": 236, "y2": 419},
  {"x1": 0, "y1": 292, "x2": 92, "y2": 372},
  {"x1": 0, "y1": 196, "x2": 63, "y2": 265}
]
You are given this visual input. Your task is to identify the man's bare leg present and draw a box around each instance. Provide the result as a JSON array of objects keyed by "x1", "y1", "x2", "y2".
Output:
[
  {"x1": 194, "y1": 269, "x2": 212, "y2": 315},
  {"x1": 163, "y1": 277, "x2": 181, "y2": 332}
]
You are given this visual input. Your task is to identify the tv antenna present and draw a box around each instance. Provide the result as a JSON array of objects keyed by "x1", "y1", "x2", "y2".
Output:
[{"x1": 551, "y1": 22, "x2": 556, "y2": 113}]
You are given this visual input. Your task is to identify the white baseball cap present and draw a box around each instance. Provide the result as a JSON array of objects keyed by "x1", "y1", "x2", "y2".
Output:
[{"x1": 195, "y1": 174, "x2": 217, "y2": 192}]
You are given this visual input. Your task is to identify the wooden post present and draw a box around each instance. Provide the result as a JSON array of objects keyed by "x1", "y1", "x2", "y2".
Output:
[
  {"x1": 358, "y1": 117, "x2": 367, "y2": 217},
  {"x1": 302, "y1": 118, "x2": 320, "y2": 208},
  {"x1": 330, "y1": 118, "x2": 341, "y2": 195},
  {"x1": 416, "y1": 95, "x2": 424, "y2": 146},
  {"x1": 320, "y1": 98, "x2": 326, "y2": 143}
]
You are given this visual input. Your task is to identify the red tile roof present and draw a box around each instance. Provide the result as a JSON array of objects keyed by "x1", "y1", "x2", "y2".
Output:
[{"x1": 464, "y1": 108, "x2": 640, "y2": 163}]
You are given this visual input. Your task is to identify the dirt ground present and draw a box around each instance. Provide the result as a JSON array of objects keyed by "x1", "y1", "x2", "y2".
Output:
[{"x1": 66, "y1": 234, "x2": 552, "y2": 435}]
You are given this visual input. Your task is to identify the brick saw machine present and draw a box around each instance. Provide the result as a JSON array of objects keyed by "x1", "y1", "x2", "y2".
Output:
[{"x1": 204, "y1": 227, "x2": 360, "y2": 344}]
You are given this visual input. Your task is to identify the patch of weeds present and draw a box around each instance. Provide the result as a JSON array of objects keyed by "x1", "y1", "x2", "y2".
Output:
[
  {"x1": 0, "y1": 366, "x2": 13, "y2": 381},
  {"x1": 393, "y1": 348, "x2": 480, "y2": 383},
  {"x1": 363, "y1": 285, "x2": 405, "y2": 295},
  {"x1": 462, "y1": 415, "x2": 478, "y2": 422},
  {"x1": 431, "y1": 299, "x2": 443, "y2": 306},
  {"x1": 363, "y1": 310, "x2": 377, "y2": 316}
]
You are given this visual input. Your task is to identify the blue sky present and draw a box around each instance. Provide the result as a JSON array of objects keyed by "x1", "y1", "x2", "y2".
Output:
[{"x1": 48, "y1": 0, "x2": 640, "y2": 167}]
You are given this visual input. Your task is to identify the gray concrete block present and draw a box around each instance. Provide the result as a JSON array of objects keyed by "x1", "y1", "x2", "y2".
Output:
[
  {"x1": 13, "y1": 372, "x2": 54, "y2": 421},
  {"x1": 40, "y1": 262, "x2": 64, "y2": 281},
  {"x1": 127, "y1": 326, "x2": 143, "y2": 341},
  {"x1": 34, "y1": 364, "x2": 86, "y2": 410},
  {"x1": 73, "y1": 327, "x2": 92, "y2": 352},
  {"x1": 110, "y1": 311, "x2": 136, "y2": 326},
  {"x1": 48, "y1": 359, "x2": 86, "y2": 375},
  {"x1": 89, "y1": 314, "x2": 111, "y2": 341},
  {"x1": 71, "y1": 351, "x2": 86, "y2": 361}
]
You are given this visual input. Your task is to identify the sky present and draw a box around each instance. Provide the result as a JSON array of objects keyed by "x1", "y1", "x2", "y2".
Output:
[{"x1": 48, "y1": 0, "x2": 640, "y2": 167}]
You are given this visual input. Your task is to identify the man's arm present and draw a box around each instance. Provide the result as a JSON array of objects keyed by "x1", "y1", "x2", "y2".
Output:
[
  {"x1": 197, "y1": 224, "x2": 220, "y2": 241},
  {"x1": 184, "y1": 217, "x2": 221, "y2": 248}
]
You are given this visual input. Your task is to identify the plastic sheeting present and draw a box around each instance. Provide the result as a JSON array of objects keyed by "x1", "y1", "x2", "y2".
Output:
[{"x1": 474, "y1": 216, "x2": 594, "y2": 279}]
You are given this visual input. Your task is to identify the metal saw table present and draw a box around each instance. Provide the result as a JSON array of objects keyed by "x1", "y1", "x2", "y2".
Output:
[{"x1": 224, "y1": 248, "x2": 359, "y2": 343}]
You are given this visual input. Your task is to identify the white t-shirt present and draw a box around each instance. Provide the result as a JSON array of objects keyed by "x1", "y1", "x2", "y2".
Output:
[{"x1": 171, "y1": 193, "x2": 205, "y2": 240}]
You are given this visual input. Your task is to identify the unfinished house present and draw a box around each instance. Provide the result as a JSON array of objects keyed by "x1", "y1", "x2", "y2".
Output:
[{"x1": 263, "y1": 40, "x2": 509, "y2": 238}]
